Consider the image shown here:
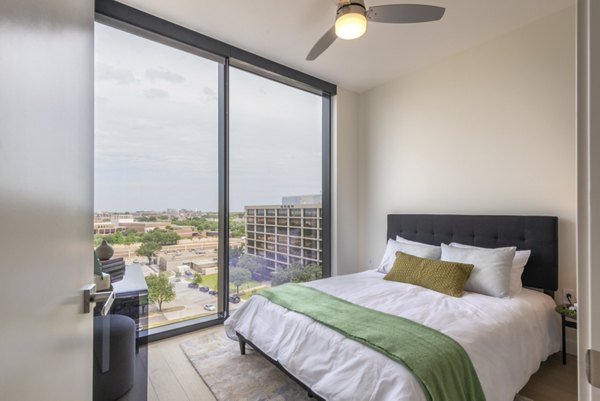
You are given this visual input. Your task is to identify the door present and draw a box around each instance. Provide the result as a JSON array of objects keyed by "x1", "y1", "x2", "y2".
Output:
[
  {"x1": 578, "y1": 0, "x2": 600, "y2": 399},
  {"x1": 0, "y1": 1, "x2": 94, "y2": 400}
]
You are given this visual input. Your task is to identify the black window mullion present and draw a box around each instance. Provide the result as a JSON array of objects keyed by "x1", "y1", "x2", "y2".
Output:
[
  {"x1": 217, "y1": 60, "x2": 230, "y2": 318},
  {"x1": 321, "y1": 95, "x2": 332, "y2": 278}
]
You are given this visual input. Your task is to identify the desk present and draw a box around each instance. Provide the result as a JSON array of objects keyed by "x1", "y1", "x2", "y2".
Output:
[{"x1": 112, "y1": 264, "x2": 149, "y2": 342}]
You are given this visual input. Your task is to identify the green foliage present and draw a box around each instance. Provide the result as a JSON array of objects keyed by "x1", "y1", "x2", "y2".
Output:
[
  {"x1": 201, "y1": 272, "x2": 261, "y2": 294},
  {"x1": 171, "y1": 214, "x2": 244, "y2": 237},
  {"x1": 136, "y1": 242, "x2": 161, "y2": 263},
  {"x1": 230, "y1": 267, "x2": 252, "y2": 295},
  {"x1": 145, "y1": 273, "x2": 176, "y2": 311},
  {"x1": 192, "y1": 273, "x2": 203, "y2": 285},
  {"x1": 228, "y1": 245, "x2": 245, "y2": 267},
  {"x1": 271, "y1": 263, "x2": 323, "y2": 286},
  {"x1": 236, "y1": 254, "x2": 266, "y2": 274},
  {"x1": 271, "y1": 268, "x2": 292, "y2": 286},
  {"x1": 97, "y1": 229, "x2": 143, "y2": 246},
  {"x1": 172, "y1": 217, "x2": 218, "y2": 232},
  {"x1": 229, "y1": 219, "x2": 246, "y2": 238},
  {"x1": 556, "y1": 304, "x2": 577, "y2": 319},
  {"x1": 136, "y1": 216, "x2": 157, "y2": 222},
  {"x1": 94, "y1": 236, "x2": 103, "y2": 247},
  {"x1": 142, "y1": 228, "x2": 180, "y2": 245}
]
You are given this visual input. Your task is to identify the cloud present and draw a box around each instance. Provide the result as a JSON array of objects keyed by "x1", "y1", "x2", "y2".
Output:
[
  {"x1": 144, "y1": 88, "x2": 169, "y2": 99},
  {"x1": 145, "y1": 68, "x2": 185, "y2": 84},
  {"x1": 96, "y1": 62, "x2": 137, "y2": 85}
]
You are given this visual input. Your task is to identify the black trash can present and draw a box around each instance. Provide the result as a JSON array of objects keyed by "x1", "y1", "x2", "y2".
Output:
[{"x1": 93, "y1": 314, "x2": 136, "y2": 401}]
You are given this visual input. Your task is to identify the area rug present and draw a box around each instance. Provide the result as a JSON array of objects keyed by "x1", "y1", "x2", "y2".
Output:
[
  {"x1": 180, "y1": 330, "x2": 533, "y2": 401},
  {"x1": 180, "y1": 331, "x2": 309, "y2": 401}
]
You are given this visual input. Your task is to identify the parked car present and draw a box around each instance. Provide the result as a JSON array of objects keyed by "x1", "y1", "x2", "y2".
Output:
[
  {"x1": 203, "y1": 304, "x2": 216, "y2": 312},
  {"x1": 185, "y1": 270, "x2": 193, "y2": 276},
  {"x1": 187, "y1": 282, "x2": 199, "y2": 289},
  {"x1": 229, "y1": 295, "x2": 241, "y2": 304},
  {"x1": 199, "y1": 286, "x2": 209, "y2": 293},
  {"x1": 208, "y1": 290, "x2": 218, "y2": 296}
]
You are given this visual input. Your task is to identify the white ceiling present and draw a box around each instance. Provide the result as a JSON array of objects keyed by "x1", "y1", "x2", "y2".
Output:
[{"x1": 117, "y1": 0, "x2": 575, "y2": 93}]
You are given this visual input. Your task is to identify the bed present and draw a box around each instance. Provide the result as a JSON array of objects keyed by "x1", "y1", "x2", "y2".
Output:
[{"x1": 224, "y1": 214, "x2": 561, "y2": 401}]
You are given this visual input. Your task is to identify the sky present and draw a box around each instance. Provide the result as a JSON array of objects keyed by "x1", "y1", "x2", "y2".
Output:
[{"x1": 94, "y1": 22, "x2": 322, "y2": 213}]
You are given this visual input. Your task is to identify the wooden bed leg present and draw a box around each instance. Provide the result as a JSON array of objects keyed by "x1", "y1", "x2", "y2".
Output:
[{"x1": 238, "y1": 336, "x2": 246, "y2": 355}]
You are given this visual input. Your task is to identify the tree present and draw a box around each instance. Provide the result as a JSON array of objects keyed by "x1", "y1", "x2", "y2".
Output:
[
  {"x1": 272, "y1": 263, "x2": 323, "y2": 286},
  {"x1": 229, "y1": 245, "x2": 244, "y2": 267},
  {"x1": 236, "y1": 254, "x2": 265, "y2": 274},
  {"x1": 122, "y1": 230, "x2": 141, "y2": 245},
  {"x1": 143, "y1": 228, "x2": 180, "y2": 245},
  {"x1": 230, "y1": 267, "x2": 252, "y2": 295},
  {"x1": 172, "y1": 217, "x2": 218, "y2": 232},
  {"x1": 271, "y1": 267, "x2": 292, "y2": 286},
  {"x1": 145, "y1": 273, "x2": 176, "y2": 311},
  {"x1": 136, "y1": 241, "x2": 161, "y2": 265},
  {"x1": 192, "y1": 273, "x2": 203, "y2": 285},
  {"x1": 289, "y1": 263, "x2": 322, "y2": 283},
  {"x1": 229, "y1": 219, "x2": 246, "y2": 238}
]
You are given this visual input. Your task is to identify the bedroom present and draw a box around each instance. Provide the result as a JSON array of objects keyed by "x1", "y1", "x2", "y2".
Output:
[{"x1": 2, "y1": 0, "x2": 599, "y2": 401}]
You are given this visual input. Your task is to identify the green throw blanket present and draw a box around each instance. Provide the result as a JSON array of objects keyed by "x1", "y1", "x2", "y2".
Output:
[{"x1": 256, "y1": 283, "x2": 486, "y2": 401}]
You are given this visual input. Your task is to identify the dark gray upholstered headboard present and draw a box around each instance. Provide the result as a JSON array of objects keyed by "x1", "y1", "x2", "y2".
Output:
[{"x1": 387, "y1": 214, "x2": 559, "y2": 293}]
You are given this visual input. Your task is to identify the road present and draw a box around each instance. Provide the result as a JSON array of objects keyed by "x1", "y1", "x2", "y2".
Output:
[{"x1": 145, "y1": 273, "x2": 251, "y2": 328}]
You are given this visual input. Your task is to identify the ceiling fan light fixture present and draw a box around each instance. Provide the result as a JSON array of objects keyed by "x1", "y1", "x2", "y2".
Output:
[
  {"x1": 335, "y1": 4, "x2": 367, "y2": 40},
  {"x1": 307, "y1": 2, "x2": 445, "y2": 61}
]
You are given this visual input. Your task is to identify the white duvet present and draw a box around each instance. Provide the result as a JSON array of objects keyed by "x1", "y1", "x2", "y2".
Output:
[{"x1": 224, "y1": 270, "x2": 560, "y2": 401}]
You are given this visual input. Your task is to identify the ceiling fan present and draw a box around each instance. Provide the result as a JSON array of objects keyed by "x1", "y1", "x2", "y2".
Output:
[{"x1": 306, "y1": 1, "x2": 445, "y2": 61}]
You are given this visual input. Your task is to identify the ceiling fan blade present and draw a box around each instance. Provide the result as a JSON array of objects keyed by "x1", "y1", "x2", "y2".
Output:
[
  {"x1": 366, "y1": 4, "x2": 445, "y2": 23},
  {"x1": 306, "y1": 26, "x2": 337, "y2": 61}
]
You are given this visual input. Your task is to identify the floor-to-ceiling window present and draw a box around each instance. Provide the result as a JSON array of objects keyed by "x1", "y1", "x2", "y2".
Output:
[
  {"x1": 95, "y1": 22, "x2": 221, "y2": 330},
  {"x1": 94, "y1": 2, "x2": 334, "y2": 337},
  {"x1": 228, "y1": 68, "x2": 324, "y2": 310}
]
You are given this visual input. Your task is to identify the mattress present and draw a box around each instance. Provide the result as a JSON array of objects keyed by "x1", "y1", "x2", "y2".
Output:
[{"x1": 224, "y1": 270, "x2": 561, "y2": 401}]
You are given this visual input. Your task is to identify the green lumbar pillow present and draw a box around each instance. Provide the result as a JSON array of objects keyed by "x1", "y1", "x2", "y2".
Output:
[{"x1": 384, "y1": 251, "x2": 474, "y2": 297}]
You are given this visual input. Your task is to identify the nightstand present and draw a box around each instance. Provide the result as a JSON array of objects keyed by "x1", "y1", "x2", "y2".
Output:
[{"x1": 555, "y1": 305, "x2": 577, "y2": 365}]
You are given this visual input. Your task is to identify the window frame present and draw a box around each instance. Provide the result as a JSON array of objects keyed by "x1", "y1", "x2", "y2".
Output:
[{"x1": 95, "y1": 0, "x2": 335, "y2": 342}]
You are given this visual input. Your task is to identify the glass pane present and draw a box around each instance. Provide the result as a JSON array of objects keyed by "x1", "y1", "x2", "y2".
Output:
[
  {"x1": 229, "y1": 67, "x2": 323, "y2": 305},
  {"x1": 94, "y1": 23, "x2": 220, "y2": 330}
]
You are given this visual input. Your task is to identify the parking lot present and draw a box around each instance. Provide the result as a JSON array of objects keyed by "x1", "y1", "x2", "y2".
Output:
[{"x1": 146, "y1": 275, "x2": 245, "y2": 328}]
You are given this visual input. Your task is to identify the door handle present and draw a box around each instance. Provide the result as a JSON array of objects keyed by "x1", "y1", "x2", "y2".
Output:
[
  {"x1": 586, "y1": 349, "x2": 600, "y2": 388},
  {"x1": 83, "y1": 284, "x2": 115, "y2": 316}
]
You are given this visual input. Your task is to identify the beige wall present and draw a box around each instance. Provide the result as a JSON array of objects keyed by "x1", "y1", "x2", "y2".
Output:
[
  {"x1": 332, "y1": 87, "x2": 361, "y2": 276},
  {"x1": 357, "y1": 6, "x2": 577, "y2": 301}
]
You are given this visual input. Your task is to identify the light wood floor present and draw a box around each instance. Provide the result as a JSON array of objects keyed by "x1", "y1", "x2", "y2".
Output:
[
  {"x1": 146, "y1": 326, "x2": 577, "y2": 401},
  {"x1": 520, "y1": 352, "x2": 578, "y2": 401}
]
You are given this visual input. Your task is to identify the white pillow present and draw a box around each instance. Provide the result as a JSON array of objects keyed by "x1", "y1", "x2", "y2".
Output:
[
  {"x1": 377, "y1": 239, "x2": 442, "y2": 273},
  {"x1": 441, "y1": 243, "x2": 515, "y2": 298},
  {"x1": 449, "y1": 242, "x2": 531, "y2": 295},
  {"x1": 396, "y1": 236, "x2": 441, "y2": 252}
]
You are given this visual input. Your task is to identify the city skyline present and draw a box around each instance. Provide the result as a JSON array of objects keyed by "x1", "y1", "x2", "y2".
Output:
[{"x1": 94, "y1": 22, "x2": 322, "y2": 213}]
